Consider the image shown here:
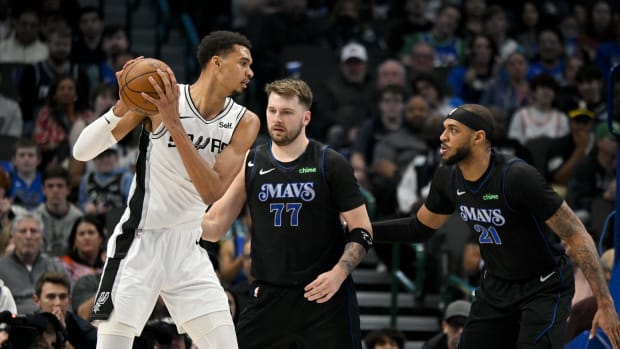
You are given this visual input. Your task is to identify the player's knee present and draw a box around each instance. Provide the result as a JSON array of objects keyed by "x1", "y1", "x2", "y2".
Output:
[
  {"x1": 97, "y1": 319, "x2": 138, "y2": 338},
  {"x1": 183, "y1": 310, "x2": 234, "y2": 341}
]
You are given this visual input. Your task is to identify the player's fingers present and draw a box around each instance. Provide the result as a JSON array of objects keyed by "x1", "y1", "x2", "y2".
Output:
[
  {"x1": 589, "y1": 323, "x2": 597, "y2": 340},
  {"x1": 141, "y1": 92, "x2": 157, "y2": 105},
  {"x1": 123, "y1": 56, "x2": 144, "y2": 70},
  {"x1": 148, "y1": 76, "x2": 165, "y2": 96},
  {"x1": 167, "y1": 67, "x2": 178, "y2": 86}
]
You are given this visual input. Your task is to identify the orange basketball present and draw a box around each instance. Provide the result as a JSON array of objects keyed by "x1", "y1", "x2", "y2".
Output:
[{"x1": 118, "y1": 58, "x2": 171, "y2": 115}]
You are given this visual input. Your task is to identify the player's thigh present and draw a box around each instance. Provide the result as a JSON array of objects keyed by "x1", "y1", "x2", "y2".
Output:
[
  {"x1": 183, "y1": 311, "x2": 237, "y2": 349},
  {"x1": 459, "y1": 297, "x2": 520, "y2": 349},
  {"x1": 516, "y1": 321, "x2": 567, "y2": 349}
]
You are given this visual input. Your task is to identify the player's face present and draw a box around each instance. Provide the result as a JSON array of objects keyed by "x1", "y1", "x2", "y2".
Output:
[
  {"x1": 439, "y1": 119, "x2": 474, "y2": 165},
  {"x1": 219, "y1": 45, "x2": 253, "y2": 94},
  {"x1": 34, "y1": 282, "x2": 69, "y2": 314},
  {"x1": 266, "y1": 93, "x2": 309, "y2": 146}
]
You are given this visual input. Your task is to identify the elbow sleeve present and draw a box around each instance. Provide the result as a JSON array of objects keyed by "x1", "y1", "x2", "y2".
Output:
[{"x1": 72, "y1": 108, "x2": 122, "y2": 161}]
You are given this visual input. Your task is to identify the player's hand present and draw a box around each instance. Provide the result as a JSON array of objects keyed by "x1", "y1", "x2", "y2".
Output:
[
  {"x1": 142, "y1": 67, "x2": 180, "y2": 128},
  {"x1": 304, "y1": 267, "x2": 347, "y2": 304},
  {"x1": 590, "y1": 303, "x2": 620, "y2": 348},
  {"x1": 113, "y1": 56, "x2": 145, "y2": 116}
]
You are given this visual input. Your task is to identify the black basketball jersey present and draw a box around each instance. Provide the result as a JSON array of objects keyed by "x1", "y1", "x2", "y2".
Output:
[
  {"x1": 245, "y1": 140, "x2": 365, "y2": 286},
  {"x1": 425, "y1": 150, "x2": 565, "y2": 281}
]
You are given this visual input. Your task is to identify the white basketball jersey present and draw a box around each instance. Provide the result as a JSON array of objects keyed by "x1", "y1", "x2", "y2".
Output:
[{"x1": 121, "y1": 84, "x2": 246, "y2": 230}]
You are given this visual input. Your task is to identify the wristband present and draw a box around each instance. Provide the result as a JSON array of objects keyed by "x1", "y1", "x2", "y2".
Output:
[{"x1": 347, "y1": 228, "x2": 373, "y2": 252}]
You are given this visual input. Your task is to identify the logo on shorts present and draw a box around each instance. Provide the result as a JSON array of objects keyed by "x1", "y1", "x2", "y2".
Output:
[{"x1": 93, "y1": 292, "x2": 110, "y2": 313}]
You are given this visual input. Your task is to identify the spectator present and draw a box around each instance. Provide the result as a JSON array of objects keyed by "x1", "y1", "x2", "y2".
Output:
[
  {"x1": 566, "y1": 122, "x2": 618, "y2": 229},
  {"x1": 325, "y1": 0, "x2": 383, "y2": 50},
  {"x1": 8, "y1": 138, "x2": 44, "y2": 211},
  {"x1": 385, "y1": 0, "x2": 432, "y2": 56},
  {"x1": 71, "y1": 273, "x2": 100, "y2": 322},
  {"x1": 350, "y1": 85, "x2": 405, "y2": 190},
  {"x1": 18, "y1": 21, "x2": 91, "y2": 134},
  {"x1": 544, "y1": 106, "x2": 595, "y2": 188},
  {"x1": 0, "y1": 8, "x2": 48, "y2": 63},
  {"x1": 70, "y1": 6, "x2": 105, "y2": 91},
  {"x1": 480, "y1": 51, "x2": 531, "y2": 119},
  {"x1": 412, "y1": 72, "x2": 462, "y2": 118},
  {"x1": 98, "y1": 25, "x2": 130, "y2": 88},
  {"x1": 421, "y1": 300, "x2": 472, "y2": 349},
  {"x1": 528, "y1": 28, "x2": 566, "y2": 83},
  {"x1": 217, "y1": 206, "x2": 250, "y2": 286},
  {"x1": 319, "y1": 41, "x2": 374, "y2": 149},
  {"x1": 35, "y1": 165, "x2": 83, "y2": 257},
  {"x1": 371, "y1": 92, "x2": 427, "y2": 218},
  {"x1": 507, "y1": 73, "x2": 569, "y2": 145},
  {"x1": 0, "y1": 212, "x2": 68, "y2": 314},
  {"x1": 579, "y1": 0, "x2": 616, "y2": 59},
  {"x1": 514, "y1": 1, "x2": 542, "y2": 60},
  {"x1": 401, "y1": 41, "x2": 438, "y2": 84},
  {"x1": 33, "y1": 74, "x2": 91, "y2": 169},
  {"x1": 78, "y1": 145, "x2": 132, "y2": 219},
  {"x1": 482, "y1": 5, "x2": 520, "y2": 62},
  {"x1": 58, "y1": 215, "x2": 105, "y2": 284},
  {"x1": 447, "y1": 33, "x2": 499, "y2": 103},
  {"x1": 458, "y1": 0, "x2": 487, "y2": 43},
  {"x1": 230, "y1": 238, "x2": 253, "y2": 315},
  {"x1": 593, "y1": 20, "x2": 620, "y2": 80},
  {"x1": 400, "y1": 4, "x2": 464, "y2": 70},
  {"x1": 364, "y1": 327, "x2": 406, "y2": 349},
  {"x1": 575, "y1": 64, "x2": 607, "y2": 122},
  {"x1": 33, "y1": 271, "x2": 97, "y2": 348}
]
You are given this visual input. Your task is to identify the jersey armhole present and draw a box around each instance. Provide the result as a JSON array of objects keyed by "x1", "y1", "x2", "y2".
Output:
[{"x1": 501, "y1": 158, "x2": 525, "y2": 212}]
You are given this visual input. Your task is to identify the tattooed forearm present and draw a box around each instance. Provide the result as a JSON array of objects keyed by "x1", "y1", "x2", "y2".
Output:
[
  {"x1": 547, "y1": 202, "x2": 612, "y2": 301},
  {"x1": 338, "y1": 242, "x2": 367, "y2": 276}
]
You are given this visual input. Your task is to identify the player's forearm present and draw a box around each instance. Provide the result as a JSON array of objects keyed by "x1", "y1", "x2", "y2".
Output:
[
  {"x1": 335, "y1": 242, "x2": 367, "y2": 277},
  {"x1": 167, "y1": 123, "x2": 227, "y2": 204},
  {"x1": 73, "y1": 107, "x2": 122, "y2": 161},
  {"x1": 566, "y1": 233, "x2": 613, "y2": 303}
]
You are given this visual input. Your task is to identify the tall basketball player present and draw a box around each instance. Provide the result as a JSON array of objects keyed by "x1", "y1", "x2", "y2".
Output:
[{"x1": 73, "y1": 31, "x2": 260, "y2": 349}]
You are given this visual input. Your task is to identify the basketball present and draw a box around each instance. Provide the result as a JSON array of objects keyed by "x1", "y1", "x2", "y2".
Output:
[{"x1": 118, "y1": 58, "x2": 171, "y2": 115}]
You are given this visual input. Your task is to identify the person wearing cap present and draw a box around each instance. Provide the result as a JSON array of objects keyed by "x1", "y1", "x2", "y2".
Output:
[
  {"x1": 566, "y1": 122, "x2": 619, "y2": 231},
  {"x1": 372, "y1": 104, "x2": 620, "y2": 348},
  {"x1": 422, "y1": 300, "x2": 471, "y2": 349},
  {"x1": 544, "y1": 106, "x2": 595, "y2": 188},
  {"x1": 320, "y1": 41, "x2": 373, "y2": 150}
]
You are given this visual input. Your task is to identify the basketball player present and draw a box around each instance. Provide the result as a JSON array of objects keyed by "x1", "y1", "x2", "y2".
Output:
[
  {"x1": 72, "y1": 31, "x2": 260, "y2": 349},
  {"x1": 201, "y1": 78, "x2": 372, "y2": 349},
  {"x1": 372, "y1": 104, "x2": 620, "y2": 348}
]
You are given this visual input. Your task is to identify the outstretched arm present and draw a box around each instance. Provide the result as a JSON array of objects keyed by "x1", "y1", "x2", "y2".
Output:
[
  {"x1": 371, "y1": 204, "x2": 451, "y2": 243},
  {"x1": 547, "y1": 201, "x2": 620, "y2": 348},
  {"x1": 304, "y1": 204, "x2": 372, "y2": 303}
]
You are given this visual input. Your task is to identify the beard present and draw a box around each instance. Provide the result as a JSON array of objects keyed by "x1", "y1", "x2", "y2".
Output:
[
  {"x1": 269, "y1": 124, "x2": 303, "y2": 146},
  {"x1": 443, "y1": 145, "x2": 471, "y2": 165}
]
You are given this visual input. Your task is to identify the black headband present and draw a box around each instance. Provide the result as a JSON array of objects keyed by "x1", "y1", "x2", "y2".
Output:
[{"x1": 446, "y1": 107, "x2": 494, "y2": 142}]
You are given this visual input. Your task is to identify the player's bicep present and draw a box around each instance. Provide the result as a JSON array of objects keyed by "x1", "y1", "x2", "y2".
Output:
[
  {"x1": 418, "y1": 204, "x2": 451, "y2": 229},
  {"x1": 341, "y1": 205, "x2": 372, "y2": 236},
  {"x1": 545, "y1": 201, "x2": 588, "y2": 241},
  {"x1": 213, "y1": 111, "x2": 260, "y2": 185}
]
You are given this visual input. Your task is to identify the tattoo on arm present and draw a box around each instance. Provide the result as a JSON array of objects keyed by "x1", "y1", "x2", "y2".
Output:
[
  {"x1": 338, "y1": 242, "x2": 367, "y2": 276},
  {"x1": 547, "y1": 202, "x2": 611, "y2": 301}
]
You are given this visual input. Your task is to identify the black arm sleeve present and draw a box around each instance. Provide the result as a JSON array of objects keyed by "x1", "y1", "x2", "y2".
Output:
[{"x1": 372, "y1": 216, "x2": 436, "y2": 243}]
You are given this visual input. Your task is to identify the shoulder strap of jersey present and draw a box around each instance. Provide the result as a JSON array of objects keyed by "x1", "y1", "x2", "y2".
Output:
[
  {"x1": 318, "y1": 142, "x2": 329, "y2": 186},
  {"x1": 501, "y1": 157, "x2": 526, "y2": 212}
]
